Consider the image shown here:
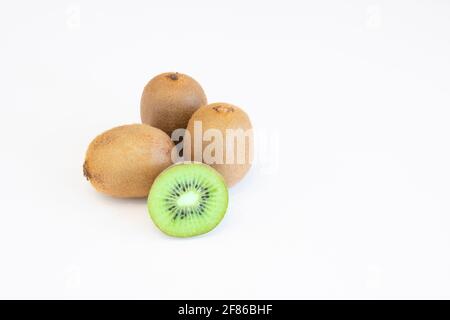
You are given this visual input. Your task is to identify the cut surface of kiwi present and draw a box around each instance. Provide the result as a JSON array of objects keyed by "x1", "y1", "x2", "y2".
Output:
[{"x1": 147, "y1": 163, "x2": 228, "y2": 238}]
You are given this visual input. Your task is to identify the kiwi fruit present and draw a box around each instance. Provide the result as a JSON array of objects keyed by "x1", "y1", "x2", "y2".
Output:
[
  {"x1": 83, "y1": 124, "x2": 174, "y2": 198},
  {"x1": 147, "y1": 163, "x2": 228, "y2": 237},
  {"x1": 185, "y1": 103, "x2": 253, "y2": 187},
  {"x1": 140, "y1": 72, "x2": 207, "y2": 137}
]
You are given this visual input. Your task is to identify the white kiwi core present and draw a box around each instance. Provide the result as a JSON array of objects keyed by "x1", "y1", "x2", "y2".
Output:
[{"x1": 177, "y1": 191, "x2": 200, "y2": 207}]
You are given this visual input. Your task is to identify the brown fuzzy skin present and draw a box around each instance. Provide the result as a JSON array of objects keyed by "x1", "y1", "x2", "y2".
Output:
[
  {"x1": 140, "y1": 72, "x2": 207, "y2": 137},
  {"x1": 185, "y1": 103, "x2": 253, "y2": 187},
  {"x1": 83, "y1": 124, "x2": 174, "y2": 198}
]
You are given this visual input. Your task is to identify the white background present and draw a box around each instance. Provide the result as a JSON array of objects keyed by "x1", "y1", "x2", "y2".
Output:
[{"x1": 0, "y1": 0, "x2": 449, "y2": 299}]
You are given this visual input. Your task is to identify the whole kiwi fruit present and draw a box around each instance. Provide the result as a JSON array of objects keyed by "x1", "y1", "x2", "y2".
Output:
[
  {"x1": 185, "y1": 103, "x2": 253, "y2": 187},
  {"x1": 140, "y1": 72, "x2": 207, "y2": 137},
  {"x1": 83, "y1": 124, "x2": 174, "y2": 198}
]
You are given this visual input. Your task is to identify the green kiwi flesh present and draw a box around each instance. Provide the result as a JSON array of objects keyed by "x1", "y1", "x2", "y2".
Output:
[{"x1": 147, "y1": 163, "x2": 228, "y2": 237}]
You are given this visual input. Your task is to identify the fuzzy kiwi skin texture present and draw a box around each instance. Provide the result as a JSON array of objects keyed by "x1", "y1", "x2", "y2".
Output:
[
  {"x1": 186, "y1": 103, "x2": 253, "y2": 187},
  {"x1": 140, "y1": 72, "x2": 207, "y2": 137},
  {"x1": 83, "y1": 124, "x2": 174, "y2": 198}
]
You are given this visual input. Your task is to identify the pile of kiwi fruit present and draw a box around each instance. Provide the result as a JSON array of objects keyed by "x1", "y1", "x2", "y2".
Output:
[{"x1": 83, "y1": 72, "x2": 253, "y2": 238}]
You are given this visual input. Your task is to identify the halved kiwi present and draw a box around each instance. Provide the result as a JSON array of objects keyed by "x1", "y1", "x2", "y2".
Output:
[{"x1": 147, "y1": 163, "x2": 228, "y2": 238}]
